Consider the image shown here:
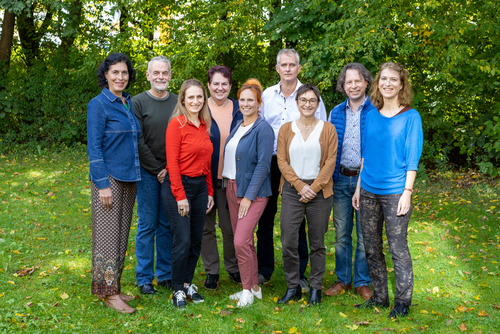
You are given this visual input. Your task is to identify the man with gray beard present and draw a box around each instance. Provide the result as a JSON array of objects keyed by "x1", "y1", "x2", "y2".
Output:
[{"x1": 133, "y1": 56, "x2": 178, "y2": 294}]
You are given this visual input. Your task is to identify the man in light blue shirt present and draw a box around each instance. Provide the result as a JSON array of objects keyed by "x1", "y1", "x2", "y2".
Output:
[{"x1": 326, "y1": 63, "x2": 376, "y2": 300}]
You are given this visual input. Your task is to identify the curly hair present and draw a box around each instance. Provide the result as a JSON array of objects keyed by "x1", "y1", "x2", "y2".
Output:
[
  {"x1": 170, "y1": 79, "x2": 211, "y2": 134},
  {"x1": 97, "y1": 53, "x2": 136, "y2": 89},
  {"x1": 336, "y1": 63, "x2": 373, "y2": 96},
  {"x1": 370, "y1": 62, "x2": 413, "y2": 109}
]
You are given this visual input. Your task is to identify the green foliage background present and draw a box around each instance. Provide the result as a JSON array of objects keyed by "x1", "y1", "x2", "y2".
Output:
[{"x1": 0, "y1": 0, "x2": 499, "y2": 175}]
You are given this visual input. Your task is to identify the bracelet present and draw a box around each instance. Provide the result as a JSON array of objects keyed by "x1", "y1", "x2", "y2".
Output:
[{"x1": 404, "y1": 188, "x2": 413, "y2": 193}]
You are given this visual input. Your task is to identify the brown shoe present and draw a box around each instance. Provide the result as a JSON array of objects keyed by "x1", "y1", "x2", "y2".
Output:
[
  {"x1": 104, "y1": 295, "x2": 135, "y2": 314},
  {"x1": 120, "y1": 293, "x2": 135, "y2": 302},
  {"x1": 354, "y1": 285, "x2": 373, "y2": 300},
  {"x1": 97, "y1": 293, "x2": 134, "y2": 302},
  {"x1": 324, "y1": 281, "x2": 352, "y2": 296}
]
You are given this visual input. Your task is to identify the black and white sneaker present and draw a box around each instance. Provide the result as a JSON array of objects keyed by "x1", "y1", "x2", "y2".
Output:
[
  {"x1": 388, "y1": 303, "x2": 410, "y2": 319},
  {"x1": 172, "y1": 289, "x2": 187, "y2": 309},
  {"x1": 185, "y1": 284, "x2": 204, "y2": 303}
]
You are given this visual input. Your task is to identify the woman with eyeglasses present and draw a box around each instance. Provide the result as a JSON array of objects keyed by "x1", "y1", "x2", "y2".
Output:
[{"x1": 276, "y1": 84, "x2": 338, "y2": 305}]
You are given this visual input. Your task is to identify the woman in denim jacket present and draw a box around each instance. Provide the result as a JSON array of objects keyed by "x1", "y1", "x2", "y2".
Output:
[
  {"x1": 223, "y1": 79, "x2": 274, "y2": 307},
  {"x1": 87, "y1": 53, "x2": 140, "y2": 314}
]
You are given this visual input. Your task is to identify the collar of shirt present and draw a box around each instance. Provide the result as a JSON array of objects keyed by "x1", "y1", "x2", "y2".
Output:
[
  {"x1": 179, "y1": 114, "x2": 206, "y2": 127},
  {"x1": 102, "y1": 87, "x2": 131, "y2": 102},
  {"x1": 273, "y1": 78, "x2": 302, "y2": 98},
  {"x1": 346, "y1": 96, "x2": 368, "y2": 114}
]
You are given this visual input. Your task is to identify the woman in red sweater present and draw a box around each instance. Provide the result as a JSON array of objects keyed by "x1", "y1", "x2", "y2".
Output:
[{"x1": 161, "y1": 79, "x2": 214, "y2": 309}]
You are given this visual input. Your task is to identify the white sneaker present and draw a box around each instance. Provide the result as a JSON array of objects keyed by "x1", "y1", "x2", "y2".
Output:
[
  {"x1": 230, "y1": 288, "x2": 262, "y2": 300},
  {"x1": 236, "y1": 289, "x2": 254, "y2": 308}
]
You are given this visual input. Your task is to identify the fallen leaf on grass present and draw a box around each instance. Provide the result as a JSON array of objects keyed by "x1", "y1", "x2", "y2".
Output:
[
  {"x1": 220, "y1": 310, "x2": 232, "y2": 316},
  {"x1": 226, "y1": 305, "x2": 234, "y2": 309},
  {"x1": 458, "y1": 323, "x2": 467, "y2": 331},
  {"x1": 136, "y1": 305, "x2": 144, "y2": 310},
  {"x1": 478, "y1": 310, "x2": 489, "y2": 317},
  {"x1": 345, "y1": 324, "x2": 359, "y2": 330},
  {"x1": 8, "y1": 281, "x2": 15, "y2": 285},
  {"x1": 273, "y1": 297, "x2": 279, "y2": 303},
  {"x1": 432, "y1": 310, "x2": 442, "y2": 316},
  {"x1": 23, "y1": 302, "x2": 33, "y2": 308},
  {"x1": 432, "y1": 287, "x2": 439, "y2": 294},
  {"x1": 274, "y1": 307, "x2": 281, "y2": 311},
  {"x1": 420, "y1": 310, "x2": 428, "y2": 314},
  {"x1": 288, "y1": 327, "x2": 297, "y2": 333},
  {"x1": 492, "y1": 305, "x2": 500, "y2": 309},
  {"x1": 235, "y1": 318, "x2": 245, "y2": 323},
  {"x1": 339, "y1": 312, "x2": 348, "y2": 318},
  {"x1": 124, "y1": 264, "x2": 132, "y2": 270},
  {"x1": 59, "y1": 292, "x2": 69, "y2": 300},
  {"x1": 196, "y1": 314, "x2": 202, "y2": 318},
  {"x1": 13, "y1": 250, "x2": 21, "y2": 254},
  {"x1": 16, "y1": 266, "x2": 37, "y2": 277},
  {"x1": 0, "y1": 293, "x2": 4, "y2": 297},
  {"x1": 354, "y1": 321, "x2": 370, "y2": 325},
  {"x1": 315, "y1": 319, "x2": 322, "y2": 326},
  {"x1": 457, "y1": 305, "x2": 467, "y2": 312}
]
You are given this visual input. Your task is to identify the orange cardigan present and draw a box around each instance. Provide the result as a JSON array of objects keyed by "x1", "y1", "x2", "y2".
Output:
[{"x1": 277, "y1": 121, "x2": 338, "y2": 198}]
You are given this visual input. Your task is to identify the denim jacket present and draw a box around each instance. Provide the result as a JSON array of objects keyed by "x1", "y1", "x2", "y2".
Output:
[
  {"x1": 223, "y1": 115, "x2": 274, "y2": 200},
  {"x1": 87, "y1": 88, "x2": 141, "y2": 189}
]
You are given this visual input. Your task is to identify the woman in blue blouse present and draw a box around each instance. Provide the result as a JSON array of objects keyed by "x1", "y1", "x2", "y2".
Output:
[
  {"x1": 352, "y1": 62, "x2": 423, "y2": 319},
  {"x1": 87, "y1": 53, "x2": 140, "y2": 314}
]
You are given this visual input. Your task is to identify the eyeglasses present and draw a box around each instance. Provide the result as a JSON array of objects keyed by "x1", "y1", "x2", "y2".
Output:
[{"x1": 298, "y1": 98, "x2": 318, "y2": 105}]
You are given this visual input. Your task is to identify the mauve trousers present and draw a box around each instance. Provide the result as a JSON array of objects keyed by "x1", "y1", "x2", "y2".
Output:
[
  {"x1": 280, "y1": 181, "x2": 332, "y2": 290},
  {"x1": 226, "y1": 180, "x2": 268, "y2": 290}
]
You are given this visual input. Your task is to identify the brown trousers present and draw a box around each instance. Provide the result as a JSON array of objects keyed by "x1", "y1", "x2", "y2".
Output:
[{"x1": 91, "y1": 177, "x2": 137, "y2": 296}]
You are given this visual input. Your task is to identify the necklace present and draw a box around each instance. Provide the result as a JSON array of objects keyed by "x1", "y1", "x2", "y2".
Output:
[{"x1": 298, "y1": 119, "x2": 317, "y2": 131}]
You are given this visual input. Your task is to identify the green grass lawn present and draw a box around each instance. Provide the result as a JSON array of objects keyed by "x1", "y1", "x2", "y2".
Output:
[{"x1": 1, "y1": 148, "x2": 499, "y2": 333}]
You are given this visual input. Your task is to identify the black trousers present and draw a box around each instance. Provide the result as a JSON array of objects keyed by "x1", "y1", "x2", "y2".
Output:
[
  {"x1": 161, "y1": 174, "x2": 208, "y2": 292},
  {"x1": 359, "y1": 188, "x2": 413, "y2": 306},
  {"x1": 257, "y1": 155, "x2": 309, "y2": 280}
]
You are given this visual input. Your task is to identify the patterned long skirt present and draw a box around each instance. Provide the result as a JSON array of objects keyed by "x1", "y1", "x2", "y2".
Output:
[{"x1": 91, "y1": 177, "x2": 137, "y2": 296}]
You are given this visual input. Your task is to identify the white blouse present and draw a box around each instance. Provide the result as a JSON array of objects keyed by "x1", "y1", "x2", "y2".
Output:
[
  {"x1": 289, "y1": 120, "x2": 323, "y2": 180},
  {"x1": 222, "y1": 123, "x2": 253, "y2": 180}
]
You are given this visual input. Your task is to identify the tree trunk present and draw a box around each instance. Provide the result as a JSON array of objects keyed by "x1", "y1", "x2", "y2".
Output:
[
  {"x1": 17, "y1": 4, "x2": 53, "y2": 68},
  {"x1": 59, "y1": 0, "x2": 83, "y2": 57},
  {"x1": 0, "y1": 10, "x2": 16, "y2": 72}
]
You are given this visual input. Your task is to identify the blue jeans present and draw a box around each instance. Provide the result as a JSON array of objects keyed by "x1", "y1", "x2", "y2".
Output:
[
  {"x1": 135, "y1": 167, "x2": 172, "y2": 286},
  {"x1": 332, "y1": 174, "x2": 370, "y2": 287}
]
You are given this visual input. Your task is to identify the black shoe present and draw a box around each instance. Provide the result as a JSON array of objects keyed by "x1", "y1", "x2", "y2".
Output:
[
  {"x1": 172, "y1": 289, "x2": 187, "y2": 309},
  {"x1": 308, "y1": 287, "x2": 321, "y2": 305},
  {"x1": 139, "y1": 283, "x2": 156, "y2": 295},
  {"x1": 388, "y1": 303, "x2": 410, "y2": 319},
  {"x1": 228, "y1": 271, "x2": 242, "y2": 284},
  {"x1": 204, "y1": 274, "x2": 219, "y2": 290},
  {"x1": 158, "y1": 279, "x2": 172, "y2": 290},
  {"x1": 354, "y1": 296, "x2": 390, "y2": 309},
  {"x1": 185, "y1": 284, "x2": 204, "y2": 303},
  {"x1": 277, "y1": 287, "x2": 302, "y2": 304}
]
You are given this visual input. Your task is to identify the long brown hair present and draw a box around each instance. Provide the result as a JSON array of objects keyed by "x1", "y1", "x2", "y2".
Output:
[
  {"x1": 170, "y1": 79, "x2": 211, "y2": 134},
  {"x1": 370, "y1": 62, "x2": 413, "y2": 109}
]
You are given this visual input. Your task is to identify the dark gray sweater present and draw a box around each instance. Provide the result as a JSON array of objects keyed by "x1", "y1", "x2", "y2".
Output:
[{"x1": 132, "y1": 91, "x2": 178, "y2": 176}]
